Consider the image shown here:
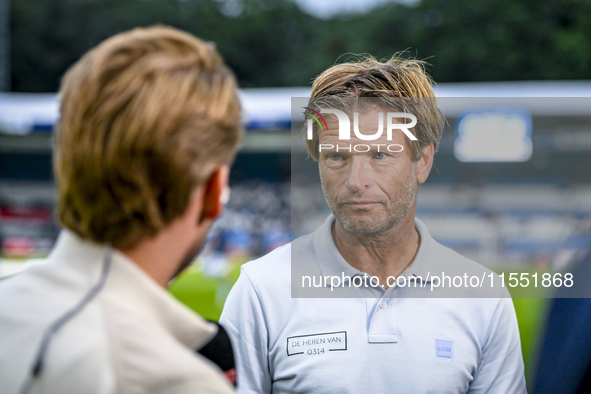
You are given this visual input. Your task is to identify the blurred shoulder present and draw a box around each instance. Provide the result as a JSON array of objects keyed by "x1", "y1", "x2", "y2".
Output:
[{"x1": 428, "y1": 236, "x2": 511, "y2": 300}]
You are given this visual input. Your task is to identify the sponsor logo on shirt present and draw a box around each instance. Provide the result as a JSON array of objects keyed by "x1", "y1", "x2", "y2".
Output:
[{"x1": 436, "y1": 339, "x2": 453, "y2": 360}]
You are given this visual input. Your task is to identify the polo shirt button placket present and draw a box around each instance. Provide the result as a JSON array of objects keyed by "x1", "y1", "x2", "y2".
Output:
[{"x1": 379, "y1": 300, "x2": 387, "y2": 309}]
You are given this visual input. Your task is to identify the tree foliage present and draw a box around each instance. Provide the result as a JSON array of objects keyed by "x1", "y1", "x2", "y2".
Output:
[{"x1": 10, "y1": 0, "x2": 591, "y2": 92}]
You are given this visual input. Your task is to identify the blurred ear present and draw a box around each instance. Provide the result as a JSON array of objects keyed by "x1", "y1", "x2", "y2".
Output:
[
  {"x1": 416, "y1": 143, "x2": 435, "y2": 184},
  {"x1": 199, "y1": 165, "x2": 230, "y2": 224}
]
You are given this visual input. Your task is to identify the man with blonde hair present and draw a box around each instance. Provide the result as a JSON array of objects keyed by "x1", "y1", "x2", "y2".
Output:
[
  {"x1": 221, "y1": 57, "x2": 526, "y2": 393},
  {"x1": 0, "y1": 26, "x2": 241, "y2": 393}
]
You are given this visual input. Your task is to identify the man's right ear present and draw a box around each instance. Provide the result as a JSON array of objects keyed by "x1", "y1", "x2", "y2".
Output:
[{"x1": 199, "y1": 165, "x2": 230, "y2": 224}]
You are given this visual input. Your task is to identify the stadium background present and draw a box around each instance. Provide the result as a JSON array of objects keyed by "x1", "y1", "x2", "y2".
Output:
[{"x1": 1, "y1": 0, "x2": 591, "y2": 390}]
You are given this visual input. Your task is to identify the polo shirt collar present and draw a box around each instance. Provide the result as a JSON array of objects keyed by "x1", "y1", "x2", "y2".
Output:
[
  {"x1": 48, "y1": 230, "x2": 217, "y2": 350},
  {"x1": 402, "y1": 217, "x2": 436, "y2": 283},
  {"x1": 313, "y1": 215, "x2": 364, "y2": 280}
]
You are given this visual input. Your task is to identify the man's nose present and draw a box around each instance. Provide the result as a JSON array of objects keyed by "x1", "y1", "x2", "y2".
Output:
[{"x1": 345, "y1": 157, "x2": 370, "y2": 192}]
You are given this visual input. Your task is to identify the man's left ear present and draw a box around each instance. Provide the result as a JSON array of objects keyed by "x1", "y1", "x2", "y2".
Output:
[
  {"x1": 416, "y1": 143, "x2": 435, "y2": 184},
  {"x1": 200, "y1": 165, "x2": 230, "y2": 223}
]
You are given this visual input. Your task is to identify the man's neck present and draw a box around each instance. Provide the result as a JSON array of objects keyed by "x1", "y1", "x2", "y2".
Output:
[
  {"x1": 331, "y1": 213, "x2": 421, "y2": 287},
  {"x1": 121, "y1": 218, "x2": 204, "y2": 288},
  {"x1": 121, "y1": 238, "x2": 184, "y2": 288}
]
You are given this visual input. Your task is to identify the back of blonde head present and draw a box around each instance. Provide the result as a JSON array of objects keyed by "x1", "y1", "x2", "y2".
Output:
[{"x1": 55, "y1": 26, "x2": 242, "y2": 248}]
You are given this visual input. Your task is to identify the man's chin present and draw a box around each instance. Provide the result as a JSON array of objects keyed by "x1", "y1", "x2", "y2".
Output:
[
  {"x1": 343, "y1": 224, "x2": 386, "y2": 235},
  {"x1": 336, "y1": 214, "x2": 391, "y2": 235}
]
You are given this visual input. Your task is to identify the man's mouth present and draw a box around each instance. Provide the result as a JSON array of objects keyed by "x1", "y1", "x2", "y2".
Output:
[{"x1": 342, "y1": 201, "x2": 379, "y2": 209}]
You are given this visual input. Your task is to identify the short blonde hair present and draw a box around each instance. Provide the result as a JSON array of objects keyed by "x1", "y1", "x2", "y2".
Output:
[
  {"x1": 55, "y1": 26, "x2": 242, "y2": 248},
  {"x1": 306, "y1": 56, "x2": 443, "y2": 161}
]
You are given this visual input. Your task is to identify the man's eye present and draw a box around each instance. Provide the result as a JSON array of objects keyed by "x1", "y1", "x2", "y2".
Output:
[
  {"x1": 374, "y1": 152, "x2": 386, "y2": 160},
  {"x1": 330, "y1": 153, "x2": 341, "y2": 161}
]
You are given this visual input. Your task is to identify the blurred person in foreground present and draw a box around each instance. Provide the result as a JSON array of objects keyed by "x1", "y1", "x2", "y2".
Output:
[
  {"x1": 0, "y1": 26, "x2": 241, "y2": 394},
  {"x1": 220, "y1": 57, "x2": 526, "y2": 393}
]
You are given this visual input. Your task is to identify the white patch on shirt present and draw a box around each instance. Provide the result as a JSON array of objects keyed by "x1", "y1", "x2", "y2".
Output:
[
  {"x1": 435, "y1": 339, "x2": 453, "y2": 360},
  {"x1": 287, "y1": 331, "x2": 347, "y2": 356}
]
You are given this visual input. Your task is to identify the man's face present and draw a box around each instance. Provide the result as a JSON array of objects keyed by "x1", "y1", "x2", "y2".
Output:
[{"x1": 319, "y1": 109, "x2": 420, "y2": 234}]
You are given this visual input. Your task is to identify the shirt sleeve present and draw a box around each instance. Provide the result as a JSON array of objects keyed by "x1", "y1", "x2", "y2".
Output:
[
  {"x1": 220, "y1": 268, "x2": 272, "y2": 394},
  {"x1": 468, "y1": 297, "x2": 527, "y2": 394}
]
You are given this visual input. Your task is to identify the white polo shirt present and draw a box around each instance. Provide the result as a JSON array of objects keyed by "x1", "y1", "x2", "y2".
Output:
[
  {"x1": 220, "y1": 216, "x2": 526, "y2": 393},
  {"x1": 0, "y1": 230, "x2": 234, "y2": 394}
]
